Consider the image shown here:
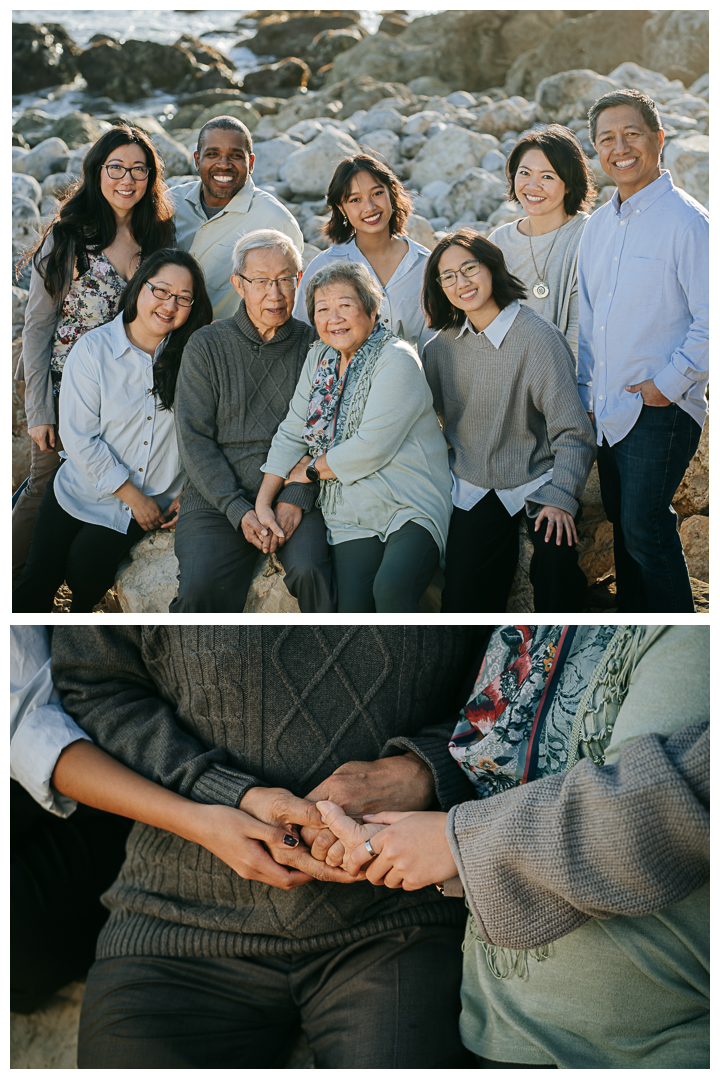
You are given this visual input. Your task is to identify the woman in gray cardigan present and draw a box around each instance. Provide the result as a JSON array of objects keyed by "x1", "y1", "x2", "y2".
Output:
[
  {"x1": 258, "y1": 260, "x2": 452, "y2": 613},
  {"x1": 422, "y1": 228, "x2": 596, "y2": 614}
]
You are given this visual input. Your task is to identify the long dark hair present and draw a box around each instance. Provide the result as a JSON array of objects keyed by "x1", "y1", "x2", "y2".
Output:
[
  {"x1": 24, "y1": 125, "x2": 175, "y2": 304},
  {"x1": 118, "y1": 249, "x2": 212, "y2": 410},
  {"x1": 423, "y1": 229, "x2": 527, "y2": 331},
  {"x1": 506, "y1": 124, "x2": 597, "y2": 216},
  {"x1": 324, "y1": 152, "x2": 413, "y2": 244}
]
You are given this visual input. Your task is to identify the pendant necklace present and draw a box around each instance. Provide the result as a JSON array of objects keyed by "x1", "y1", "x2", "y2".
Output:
[{"x1": 527, "y1": 215, "x2": 569, "y2": 299}]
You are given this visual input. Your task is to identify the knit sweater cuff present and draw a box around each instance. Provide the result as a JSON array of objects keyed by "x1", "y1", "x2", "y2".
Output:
[
  {"x1": 381, "y1": 735, "x2": 477, "y2": 811},
  {"x1": 189, "y1": 763, "x2": 266, "y2": 808},
  {"x1": 226, "y1": 495, "x2": 254, "y2": 531},
  {"x1": 277, "y1": 482, "x2": 318, "y2": 511},
  {"x1": 525, "y1": 483, "x2": 579, "y2": 518}
]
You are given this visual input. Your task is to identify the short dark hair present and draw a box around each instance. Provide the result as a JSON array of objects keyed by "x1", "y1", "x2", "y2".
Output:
[
  {"x1": 197, "y1": 116, "x2": 253, "y2": 156},
  {"x1": 118, "y1": 248, "x2": 213, "y2": 410},
  {"x1": 324, "y1": 152, "x2": 412, "y2": 244},
  {"x1": 423, "y1": 228, "x2": 527, "y2": 331},
  {"x1": 506, "y1": 124, "x2": 597, "y2": 216},
  {"x1": 588, "y1": 89, "x2": 662, "y2": 145}
]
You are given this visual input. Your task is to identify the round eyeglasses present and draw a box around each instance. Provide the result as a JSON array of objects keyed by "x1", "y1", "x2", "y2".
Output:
[
  {"x1": 102, "y1": 164, "x2": 151, "y2": 181},
  {"x1": 144, "y1": 280, "x2": 194, "y2": 307},
  {"x1": 437, "y1": 260, "x2": 483, "y2": 288}
]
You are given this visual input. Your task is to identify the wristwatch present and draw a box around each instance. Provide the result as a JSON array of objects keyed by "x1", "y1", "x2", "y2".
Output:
[{"x1": 306, "y1": 460, "x2": 320, "y2": 483}]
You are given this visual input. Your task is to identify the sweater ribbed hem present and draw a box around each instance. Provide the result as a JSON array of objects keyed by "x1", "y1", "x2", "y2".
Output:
[
  {"x1": 95, "y1": 900, "x2": 467, "y2": 961},
  {"x1": 383, "y1": 735, "x2": 477, "y2": 811},
  {"x1": 179, "y1": 492, "x2": 254, "y2": 527},
  {"x1": 190, "y1": 763, "x2": 264, "y2": 807}
]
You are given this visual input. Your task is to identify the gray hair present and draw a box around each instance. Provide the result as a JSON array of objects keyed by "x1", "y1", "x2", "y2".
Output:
[
  {"x1": 588, "y1": 88, "x2": 662, "y2": 145},
  {"x1": 305, "y1": 259, "x2": 384, "y2": 321},
  {"x1": 232, "y1": 229, "x2": 302, "y2": 277}
]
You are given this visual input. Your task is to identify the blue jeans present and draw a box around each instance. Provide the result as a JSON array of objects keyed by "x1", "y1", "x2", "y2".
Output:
[{"x1": 597, "y1": 404, "x2": 701, "y2": 613}]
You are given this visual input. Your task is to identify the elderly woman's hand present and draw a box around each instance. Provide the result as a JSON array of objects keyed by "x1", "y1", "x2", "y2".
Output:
[{"x1": 535, "y1": 505, "x2": 578, "y2": 546}]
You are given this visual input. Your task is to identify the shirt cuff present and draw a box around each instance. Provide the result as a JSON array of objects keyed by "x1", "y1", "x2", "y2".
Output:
[
  {"x1": 10, "y1": 705, "x2": 92, "y2": 818},
  {"x1": 94, "y1": 461, "x2": 130, "y2": 498},
  {"x1": 277, "y1": 482, "x2": 317, "y2": 511},
  {"x1": 226, "y1": 495, "x2": 254, "y2": 531},
  {"x1": 188, "y1": 763, "x2": 266, "y2": 808},
  {"x1": 652, "y1": 361, "x2": 696, "y2": 404}
]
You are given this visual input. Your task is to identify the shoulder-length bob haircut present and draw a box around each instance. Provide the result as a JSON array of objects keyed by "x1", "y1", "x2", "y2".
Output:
[
  {"x1": 118, "y1": 248, "x2": 213, "y2": 411},
  {"x1": 305, "y1": 260, "x2": 384, "y2": 323},
  {"x1": 324, "y1": 152, "x2": 413, "y2": 245},
  {"x1": 506, "y1": 124, "x2": 597, "y2": 216},
  {"x1": 26, "y1": 124, "x2": 175, "y2": 304},
  {"x1": 423, "y1": 229, "x2": 527, "y2": 332}
]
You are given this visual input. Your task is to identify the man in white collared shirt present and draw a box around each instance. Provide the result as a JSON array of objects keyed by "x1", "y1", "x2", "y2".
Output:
[{"x1": 171, "y1": 118, "x2": 304, "y2": 319}]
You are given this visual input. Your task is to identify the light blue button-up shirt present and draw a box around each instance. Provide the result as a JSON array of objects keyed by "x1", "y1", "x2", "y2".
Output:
[
  {"x1": 577, "y1": 170, "x2": 708, "y2": 446},
  {"x1": 56, "y1": 313, "x2": 183, "y2": 532}
]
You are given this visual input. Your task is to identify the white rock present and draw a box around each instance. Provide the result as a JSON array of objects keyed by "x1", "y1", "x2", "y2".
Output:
[
  {"x1": 41, "y1": 171, "x2": 75, "y2": 199},
  {"x1": 481, "y1": 149, "x2": 507, "y2": 173},
  {"x1": 253, "y1": 134, "x2": 303, "y2": 183},
  {"x1": 402, "y1": 110, "x2": 447, "y2": 137},
  {"x1": 663, "y1": 133, "x2": 709, "y2": 207},
  {"x1": 284, "y1": 129, "x2": 361, "y2": 200},
  {"x1": 12, "y1": 173, "x2": 42, "y2": 203},
  {"x1": 303, "y1": 214, "x2": 330, "y2": 243},
  {"x1": 404, "y1": 213, "x2": 437, "y2": 250},
  {"x1": 487, "y1": 201, "x2": 525, "y2": 227},
  {"x1": 302, "y1": 243, "x2": 322, "y2": 269},
  {"x1": 535, "y1": 69, "x2": 620, "y2": 124},
  {"x1": 472, "y1": 99, "x2": 529, "y2": 139},
  {"x1": 12, "y1": 147, "x2": 29, "y2": 168},
  {"x1": 410, "y1": 193, "x2": 436, "y2": 219},
  {"x1": 66, "y1": 142, "x2": 94, "y2": 177},
  {"x1": 607, "y1": 62, "x2": 682, "y2": 101},
  {"x1": 284, "y1": 119, "x2": 325, "y2": 143},
  {"x1": 149, "y1": 131, "x2": 193, "y2": 178},
  {"x1": 421, "y1": 179, "x2": 452, "y2": 201},
  {"x1": 13, "y1": 137, "x2": 70, "y2": 182},
  {"x1": 400, "y1": 133, "x2": 426, "y2": 159},
  {"x1": 689, "y1": 73, "x2": 709, "y2": 99},
  {"x1": 445, "y1": 91, "x2": 476, "y2": 108},
  {"x1": 661, "y1": 94, "x2": 710, "y2": 119},
  {"x1": 12, "y1": 285, "x2": 29, "y2": 338},
  {"x1": 410, "y1": 128, "x2": 499, "y2": 189},
  {"x1": 39, "y1": 195, "x2": 60, "y2": 223},
  {"x1": 251, "y1": 115, "x2": 280, "y2": 141},
  {"x1": 165, "y1": 174, "x2": 197, "y2": 188},
  {"x1": 360, "y1": 128, "x2": 400, "y2": 164},
  {"x1": 435, "y1": 167, "x2": 507, "y2": 223},
  {"x1": 355, "y1": 107, "x2": 405, "y2": 135},
  {"x1": 12, "y1": 194, "x2": 40, "y2": 255}
]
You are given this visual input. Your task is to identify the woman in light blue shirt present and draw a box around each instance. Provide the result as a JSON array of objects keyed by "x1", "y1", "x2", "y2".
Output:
[
  {"x1": 293, "y1": 153, "x2": 430, "y2": 347},
  {"x1": 13, "y1": 249, "x2": 212, "y2": 613}
]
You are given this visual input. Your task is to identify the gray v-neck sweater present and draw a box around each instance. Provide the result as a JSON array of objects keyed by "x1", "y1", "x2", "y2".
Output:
[
  {"x1": 52, "y1": 625, "x2": 486, "y2": 959},
  {"x1": 175, "y1": 301, "x2": 316, "y2": 530}
]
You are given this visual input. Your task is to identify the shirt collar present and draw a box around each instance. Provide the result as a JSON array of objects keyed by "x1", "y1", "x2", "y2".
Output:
[
  {"x1": 185, "y1": 176, "x2": 256, "y2": 216},
  {"x1": 611, "y1": 169, "x2": 673, "y2": 218},
  {"x1": 455, "y1": 299, "x2": 521, "y2": 348},
  {"x1": 109, "y1": 310, "x2": 166, "y2": 361},
  {"x1": 335, "y1": 234, "x2": 427, "y2": 273}
]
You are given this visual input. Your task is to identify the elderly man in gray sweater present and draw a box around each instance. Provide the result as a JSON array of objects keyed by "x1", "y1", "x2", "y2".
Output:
[{"x1": 171, "y1": 230, "x2": 334, "y2": 613}]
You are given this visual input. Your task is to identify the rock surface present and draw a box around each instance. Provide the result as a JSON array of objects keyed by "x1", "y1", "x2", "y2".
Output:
[
  {"x1": 12, "y1": 22, "x2": 80, "y2": 94},
  {"x1": 284, "y1": 128, "x2": 360, "y2": 199},
  {"x1": 642, "y1": 10, "x2": 709, "y2": 85},
  {"x1": 679, "y1": 515, "x2": 709, "y2": 584}
]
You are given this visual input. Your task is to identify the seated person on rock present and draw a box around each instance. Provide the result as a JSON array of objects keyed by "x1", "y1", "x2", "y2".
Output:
[
  {"x1": 171, "y1": 229, "x2": 335, "y2": 613},
  {"x1": 170, "y1": 116, "x2": 304, "y2": 320},
  {"x1": 13, "y1": 249, "x2": 212, "y2": 614}
]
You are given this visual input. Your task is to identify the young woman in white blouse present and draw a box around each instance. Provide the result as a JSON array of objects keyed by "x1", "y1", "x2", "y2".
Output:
[
  {"x1": 294, "y1": 152, "x2": 430, "y2": 347},
  {"x1": 12, "y1": 250, "x2": 212, "y2": 613}
]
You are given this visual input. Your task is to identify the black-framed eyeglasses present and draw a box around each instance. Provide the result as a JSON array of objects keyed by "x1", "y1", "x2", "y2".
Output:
[
  {"x1": 437, "y1": 260, "x2": 483, "y2": 288},
  {"x1": 237, "y1": 273, "x2": 299, "y2": 293},
  {"x1": 144, "y1": 280, "x2": 194, "y2": 307},
  {"x1": 102, "y1": 164, "x2": 151, "y2": 180}
]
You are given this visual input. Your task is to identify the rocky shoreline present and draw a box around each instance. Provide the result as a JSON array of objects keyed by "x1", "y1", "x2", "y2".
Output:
[{"x1": 11, "y1": 10, "x2": 709, "y2": 613}]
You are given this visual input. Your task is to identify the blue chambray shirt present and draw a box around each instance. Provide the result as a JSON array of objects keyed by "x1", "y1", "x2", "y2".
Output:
[
  {"x1": 56, "y1": 313, "x2": 183, "y2": 532},
  {"x1": 577, "y1": 170, "x2": 708, "y2": 447}
]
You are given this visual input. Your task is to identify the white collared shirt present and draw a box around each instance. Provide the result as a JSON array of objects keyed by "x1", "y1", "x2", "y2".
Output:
[
  {"x1": 170, "y1": 177, "x2": 305, "y2": 319},
  {"x1": 450, "y1": 300, "x2": 553, "y2": 514},
  {"x1": 56, "y1": 313, "x2": 183, "y2": 533},
  {"x1": 10, "y1": 626, "x2": 90, "y2": 817},
  {"x1": 293, "y1": 235, "x2": 431, "y2": 346}
]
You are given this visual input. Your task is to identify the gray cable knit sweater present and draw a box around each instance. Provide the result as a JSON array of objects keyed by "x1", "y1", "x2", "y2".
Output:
[
  {"x1": 52, "y1": 626, "x2": 486, "y2": 960},
  {"x1": 423, "y1": 305, "x2": 596, "y2": 517},
  {"x1": 174, "y1": 301, "x2": 317, "y2": 531}
]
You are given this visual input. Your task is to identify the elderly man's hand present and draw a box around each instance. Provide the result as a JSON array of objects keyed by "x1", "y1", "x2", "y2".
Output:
[
  {"x1": 274, "y1": 502, "x2": 302, "y2": 542},
  {"x1": 285, "y1": 455, "x2": 313, "y2": 485},
  {"x1": 301, "y1": 752, "x2": 436, "y2": 863}
]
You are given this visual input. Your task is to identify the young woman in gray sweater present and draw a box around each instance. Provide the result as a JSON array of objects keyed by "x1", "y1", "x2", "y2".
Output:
[{"x1": 421, "y1": 228, "x2": 596, "y2": 613}]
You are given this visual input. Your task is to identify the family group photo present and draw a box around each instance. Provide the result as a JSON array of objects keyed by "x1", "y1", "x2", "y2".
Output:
[{"x1": 11, "y1": 7, "x2": 709, "y2": 615}]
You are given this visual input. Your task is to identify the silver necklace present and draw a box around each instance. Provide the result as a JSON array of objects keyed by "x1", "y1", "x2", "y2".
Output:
[{"x1": 526, "y1": 216, "x2": 568, "y2": 299}]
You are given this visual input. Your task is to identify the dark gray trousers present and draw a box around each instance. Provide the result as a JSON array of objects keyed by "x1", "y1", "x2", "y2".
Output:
[
  {"x1": 170, "y1": 504, "x2": 335, "y2": 613},
  {"x1": 77, "y1": 925, "x2": 472, "y2": 1069}
]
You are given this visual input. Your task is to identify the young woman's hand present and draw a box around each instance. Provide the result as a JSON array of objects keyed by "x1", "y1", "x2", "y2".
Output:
[
  {"x1": 28, "y1": 424, "x2": 56, "y2": 452},
  {"x1": 345, "y1": 810, "x2": 458, "y2": 890},
  {"x1": 128, "y1": 491, "x2": 167, "y2": 530},
  {"x1": 535, "y1": 505, "x2": 578, "y2": 546},
  {"x1": 316, "y1": 800, "x2": 389, "y2": 869},
  {"x1": 252, "y1": 505, "x2": 285, "y2": 552}
]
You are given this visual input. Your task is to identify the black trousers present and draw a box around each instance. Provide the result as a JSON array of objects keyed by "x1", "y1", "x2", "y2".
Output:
[
  {"x1": 77, "y1": 925, "x2": 473, "y2": 1069},
  {"x1": 10, "y1": 781, "x2": 132, "y2": 1015},
  {"x1": 332, "y1": 520, "x2": 440, "y2": 613},
  {"x1": 12, "y1": 475, "x2": 145, "y2": 613},
  {"x1": 442, "y1": 491, "x2": 587, "y2": 613}
]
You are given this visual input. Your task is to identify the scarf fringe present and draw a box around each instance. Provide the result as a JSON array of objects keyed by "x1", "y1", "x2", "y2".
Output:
[{"x1": 464, "y1": 915, "x2": 552, "y2": 980}]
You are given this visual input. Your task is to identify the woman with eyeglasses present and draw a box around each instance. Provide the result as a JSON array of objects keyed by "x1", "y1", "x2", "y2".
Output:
[
  {"x1": 488, "y1": 125, "x2": 597, "y2": 359},
  {"x1": 12, "y1": 249, "x2": 213, "y2": 613},
  {"x1": 293, "y1": 152, "x2": 430, "y2": 348},
  {"x1": 421, "y1": 228, "x2": 596, "y2": 614},
  {"x1": 13, "y1": 124, "x2": 175, "y2": 582}
]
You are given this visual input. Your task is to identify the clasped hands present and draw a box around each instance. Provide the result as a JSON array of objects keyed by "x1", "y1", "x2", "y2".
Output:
[{"x1": 207, "y1": 752, "x2": 456, "y2": 892}]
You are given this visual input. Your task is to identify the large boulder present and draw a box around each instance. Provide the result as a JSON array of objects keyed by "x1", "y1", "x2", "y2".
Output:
[
  {"x1": 316, "y1": 76, "x2": 415, "y2": 119},
  {"x1": 504, "y1": 10, "x2": 652, "y2": 99},
  {"x1": 410, "y1": 128, "x2": 499, "y2": 189},
  {"x1": 12, "y1": 194, "x2": 41, "y2": 256},
  {"x1": 679, "y1": 515, "x2": 709, "y2": 584},
  {"x1": 404, "y1": 213, "x2": 436, "y2": 250},
  {"x1": 306, "y1": 27, "x2": 365, "y2": 72},
  {"x1": 534, "y1": 69, "x2": 621, "y2": 125},
  {"x1": 360, "y1": 128, "x2": 400, "y2": 165},
  {"x1": 329, "y1": 11, "x2": 566, "y2": 94},
  {"x1": 12, "y1": 21, "x2": 80, "y2": 94},
  {"x1": 148, "y1": 132, "x2": 193, "y2": 178},
  {"x1": 174, "y1": 33, "x2": 233, "y2": 70},
  {"x1": 78, "y1": 39, "x2": 197, "y2": 100},
  {"x1": 472, "y1": 99, "x2": 529, "y2": 140},
  {"x1": 663, "y1": 133, "x2": 709, "y2": 208},
  {"x1": 642, "y1": 10, "x2": 709, "y2": 85},
  {"x1": 673, "y1": 418, "x2": 709, "y2": 518},
  {"x1": 48, "y1": 111, "x2": 110, "y2": 150},
  {"x1": 242, "y1": 57, "x2": 311, "y2": 96},
  {"x1": 284, "y1": 128, "x2": 361, "y2": 199},
  {"x1": 12, "y1": 173, "x2": 43, "y2": 205},
  {"x1": 194, "y1": 100, "x2": 262, "y2": 132},
  {"x1": 247, "y1": 12, "x2": 363, "y2": 60},
  {"x1": 12, "y1": 137, "x2": 70, "y2": 182},
  {"x1": 435, "y1": 168, "x2": 508, "y2": 223}
]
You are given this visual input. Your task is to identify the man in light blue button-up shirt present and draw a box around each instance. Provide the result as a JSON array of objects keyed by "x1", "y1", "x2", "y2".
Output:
[{"x1": 578, "y1": 89, "x2": 708, "y2": 613}]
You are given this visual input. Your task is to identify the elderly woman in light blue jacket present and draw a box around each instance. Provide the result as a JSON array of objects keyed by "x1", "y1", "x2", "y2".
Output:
[{"x1": 257, "y1": 259, "x2": 452, "y2": 613}]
